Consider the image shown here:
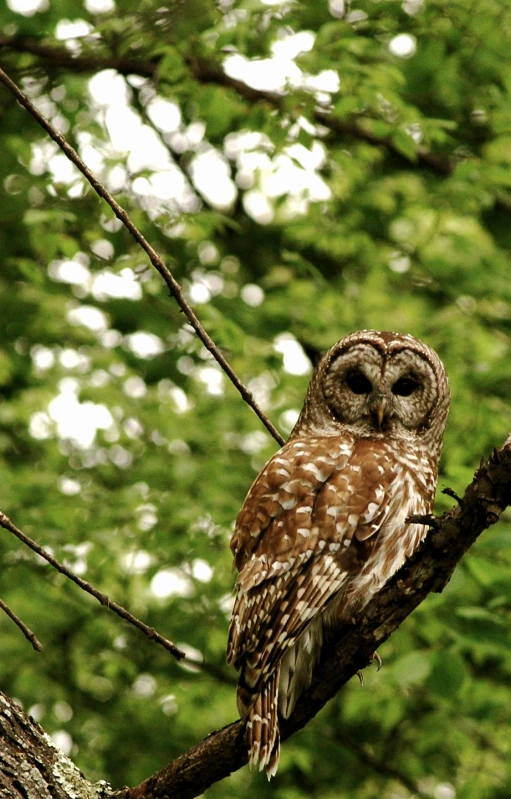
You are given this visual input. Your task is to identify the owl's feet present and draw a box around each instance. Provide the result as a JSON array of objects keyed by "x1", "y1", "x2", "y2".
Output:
[
  {"x1": 356, "y1": 651, "x2": 383, "y2": 686},
  {"x1": 371, "y1": 650, "x2": 383, "y2": 671}
]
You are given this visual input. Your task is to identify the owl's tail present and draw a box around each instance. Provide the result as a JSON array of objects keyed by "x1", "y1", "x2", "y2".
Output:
[{"x1": 239, "y1": 667, "x2": 281, "y2": 779}]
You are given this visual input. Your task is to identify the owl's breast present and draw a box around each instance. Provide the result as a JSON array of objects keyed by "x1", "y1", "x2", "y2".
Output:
[{"x1": 333, "y1": 464, "x2": 432, "y2": 619}]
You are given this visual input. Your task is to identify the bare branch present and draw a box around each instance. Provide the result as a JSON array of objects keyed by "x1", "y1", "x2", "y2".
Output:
[
  {"x1": 0, "y1": 510, "x2": 185, "y2": 661},
  {"x1": 0, "y1": 597, "x2": 42, "y2": 652},
  {"x1": 112, "y1": 437, "x2": 511, "y2": 799},
  {"x1": 0, "y1": 65, "x2": 285, "y2": 448}
]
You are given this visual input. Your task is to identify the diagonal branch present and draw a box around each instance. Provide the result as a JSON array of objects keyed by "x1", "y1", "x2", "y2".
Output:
[
  {"x1": 112, "y1": 436, "x2": 511, "y2": 799},
  {"x1": 0, "y1": 510, "x2": 185, "y2": 660},
  {"x1": 0, "y1": 36, "x2": 454, "y2": 177},
  {"x1": 0, "y1": 65, "x2": 285, "y2": 448},
  {"x1": 189, "y1": 57, "x2": 455, "y2": 176},
  {"x1": 0, "y1": 596, "x2": 42, "y2": 652}
]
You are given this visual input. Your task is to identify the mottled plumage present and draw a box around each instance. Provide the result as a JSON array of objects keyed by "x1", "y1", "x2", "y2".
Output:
[{"x1": 227, "y1": 330, "x2": 450, "y2": 777}]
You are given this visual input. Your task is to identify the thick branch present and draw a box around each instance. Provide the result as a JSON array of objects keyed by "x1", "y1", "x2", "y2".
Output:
[
  {"x1": 0, "y1": 65, "x2": 285, "y2": 448},
  {"x1": 113, "y1": 438, "x2": 511, "y2": 799}
]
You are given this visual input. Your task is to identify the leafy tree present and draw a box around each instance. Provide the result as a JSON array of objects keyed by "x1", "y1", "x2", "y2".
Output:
[{"x1": 0, "y1": 1, "x2": 510, "y2": 797}]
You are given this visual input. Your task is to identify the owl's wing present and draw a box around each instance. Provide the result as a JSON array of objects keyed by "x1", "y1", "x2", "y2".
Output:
[
  {"x1": 227, "y1": 436, "x2": 401, "y2": 685},
  {"x1": 230, "y1": 436, "x2": 352, "y2": 577}
]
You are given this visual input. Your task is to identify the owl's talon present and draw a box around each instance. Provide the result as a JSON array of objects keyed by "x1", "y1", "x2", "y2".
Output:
[
  {"x1": 371, "y1": 651, "x2": 383, "y2": 671},
  {"x1": 356, "y1": 652, "x2": 381, "y2": 685}
]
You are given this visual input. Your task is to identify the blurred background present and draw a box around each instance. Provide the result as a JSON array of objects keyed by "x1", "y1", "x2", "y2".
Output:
[{"x1": 0, "y1": 1, "x2": 510, "y2": 797}]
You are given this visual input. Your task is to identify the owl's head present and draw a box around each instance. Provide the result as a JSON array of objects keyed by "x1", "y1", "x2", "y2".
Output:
[{"x1": 294, "y1": 330, "x2": 450, "y2": 444}]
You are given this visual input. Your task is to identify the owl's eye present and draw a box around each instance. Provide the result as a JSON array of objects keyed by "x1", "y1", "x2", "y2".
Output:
[
  {"x1": 392, "y1": 376, "x2": 419, "y2": 397},
  {"x1": 346, "y1": 371, "x2": 372, "y2": 395}
]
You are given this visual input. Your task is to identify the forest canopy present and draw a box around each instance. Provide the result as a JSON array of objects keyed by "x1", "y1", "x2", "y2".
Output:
[{"x1": 0, "y1": 1, "x2": 510, "y2": 798}]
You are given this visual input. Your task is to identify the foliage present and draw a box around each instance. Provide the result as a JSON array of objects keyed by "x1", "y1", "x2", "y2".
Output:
[{"x1": 0, "y1": 0, "x2": 510, "y2": 797}]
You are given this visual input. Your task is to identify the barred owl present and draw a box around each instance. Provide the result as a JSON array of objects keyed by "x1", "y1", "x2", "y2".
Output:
[{"x1": 227, "y1": 330, "x2": 450, "y2": 777}]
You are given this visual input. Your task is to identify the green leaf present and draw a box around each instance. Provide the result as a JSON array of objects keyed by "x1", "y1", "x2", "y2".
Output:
[
  {"x1": 158, "y1": 48, "x2": 187, "y2": 83},
  {"x1": 391, "y1": 129, "x2": 418, "y2": 162},
  {"x1": 465, "y1": 556, "x2": 511, "y2": 588},
  {"x1": 391, "y1": 651, "x2": 432, "y2": 686}
]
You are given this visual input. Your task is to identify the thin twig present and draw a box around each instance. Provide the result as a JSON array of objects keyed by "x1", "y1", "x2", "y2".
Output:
[
  {"x1": 0, "y1": 597, "x2": 42, "y2": 652},
  {"x1": 0, "y1": 510, "x2": 185, "y2": 660},
  {"x1": 0, "y1": 65, "x2": 285, "y2": 448},
  {"x1": 442, "y1": 486, "x2": 464, "y2": 505}
]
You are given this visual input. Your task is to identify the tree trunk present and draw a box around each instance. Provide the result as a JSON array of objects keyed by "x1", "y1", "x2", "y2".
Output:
[{"x1": 0, "y1": 691, "x2": 110, "y2": 799}]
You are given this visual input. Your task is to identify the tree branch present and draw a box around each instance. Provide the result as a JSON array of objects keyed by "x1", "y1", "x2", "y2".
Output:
[
  {"x1": 189, "y1": 57, "x2": 455, "y2": 176},
  {"x1": 0, "y1": 65, "x2": 285, "y2": 448},
  {"x1": 0, "y1": 37, "x2": 455, "y2": 177},
  {"x1": 0, "y1": 35, "x2": 157, "y2": 79},
  {"x1": 0, "y1": 510, "x2": 185, "y2": 661},
  {"x1": 0, "y1": 596, "x2": 42, "y2": 652},
  {"x1": 112, "y1": 436, "x2": 511, "y2": 799}
]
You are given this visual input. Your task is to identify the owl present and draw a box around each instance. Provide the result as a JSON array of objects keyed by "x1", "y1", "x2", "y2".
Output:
[{"x1": 227, "y1": 330, "x2": 450, "y2": 778}]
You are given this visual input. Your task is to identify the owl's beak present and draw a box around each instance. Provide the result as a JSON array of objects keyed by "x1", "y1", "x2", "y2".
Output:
[{"x1": 375, "y1": 399, "x2": 386, "y2": 428}]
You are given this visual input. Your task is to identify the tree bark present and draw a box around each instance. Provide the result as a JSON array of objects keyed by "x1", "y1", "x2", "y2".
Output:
[
  {"x1": 1, "y1": 438, "x2": 510, "y2": 799},
  {"x1": 0, "y1": 691, "x2": 110, "y2": 799}
]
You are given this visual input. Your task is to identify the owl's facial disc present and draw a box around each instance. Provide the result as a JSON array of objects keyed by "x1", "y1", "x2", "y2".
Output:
[{"x1": 323, "y1": 343, "x2": 439, "y2": 434}]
